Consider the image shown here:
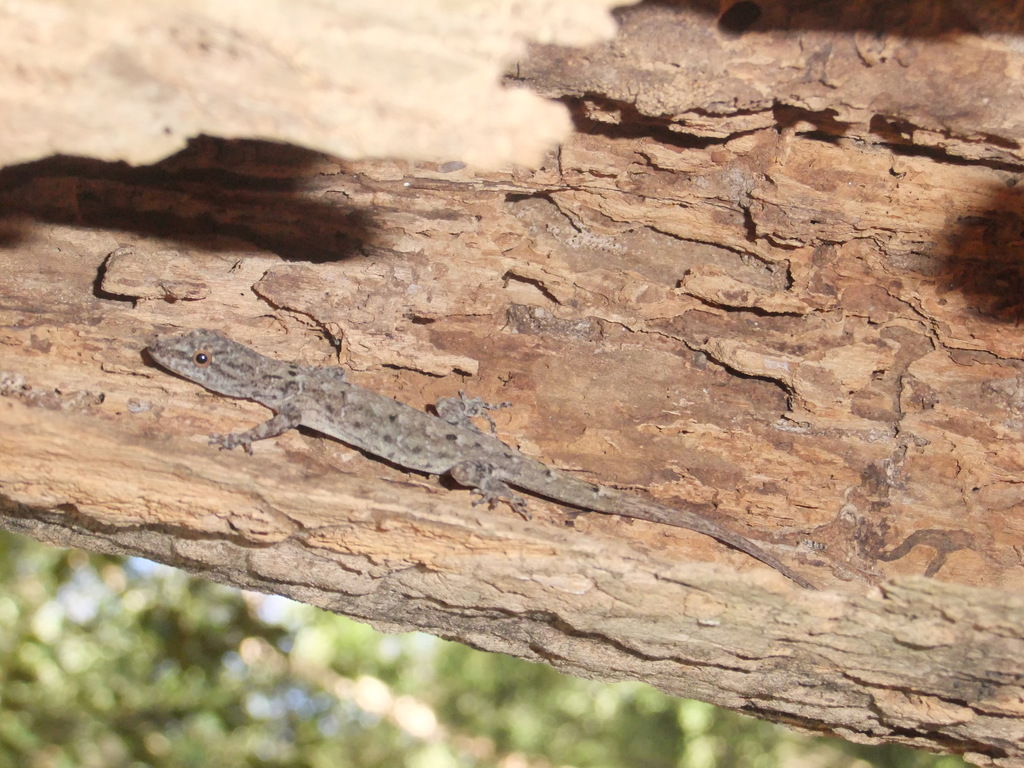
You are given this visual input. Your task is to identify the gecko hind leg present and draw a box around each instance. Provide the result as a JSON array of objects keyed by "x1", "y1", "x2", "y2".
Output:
[
  {"x1": 449, "y1": 460, "x2": 531, "y2": 520},
  {"x1": 435, "y1": 390, "x2": 511, "y2": 434}
]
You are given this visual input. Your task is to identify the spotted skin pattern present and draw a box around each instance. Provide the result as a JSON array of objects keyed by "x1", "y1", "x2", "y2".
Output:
[{"x1": 148, "y1": 329, "x2": 814, "y2": 589}]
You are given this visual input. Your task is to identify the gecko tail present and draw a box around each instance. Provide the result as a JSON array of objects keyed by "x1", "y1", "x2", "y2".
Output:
[
  {"x1": 601, "y1": 494, "x2": 817, "y2": 589},
  {"x1": 510, "y1": 461, "x2": 816, "y2": 589}
]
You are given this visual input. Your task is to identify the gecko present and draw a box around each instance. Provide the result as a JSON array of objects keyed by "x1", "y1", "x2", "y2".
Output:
[{"x1": 147, "y1": 329, "x2": 815, "y2": 589}]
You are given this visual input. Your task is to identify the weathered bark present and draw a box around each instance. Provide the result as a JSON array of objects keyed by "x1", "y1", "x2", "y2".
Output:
[
  {"x1": 2, "y1": 1, "x2": 1024, "y2": 765},
  {"x1": 0, "y1": 0, "x2": 621, "y2": 168}
]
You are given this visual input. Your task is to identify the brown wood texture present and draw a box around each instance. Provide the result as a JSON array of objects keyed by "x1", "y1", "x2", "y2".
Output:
[{"x1": 2, "y1": 1, "x2": 1024, "y2": 765}]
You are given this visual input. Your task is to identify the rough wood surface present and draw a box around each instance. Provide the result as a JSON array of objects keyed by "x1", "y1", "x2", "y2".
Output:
[
  {"x1": 0, "y1": 0, "x2": 622, "y2": 168},
  {"x1": 2, "y1": 1, "x2": 1024, "y2": 765}
]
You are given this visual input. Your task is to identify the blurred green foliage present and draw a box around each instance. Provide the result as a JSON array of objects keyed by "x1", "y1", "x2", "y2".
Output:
[{"x1": 0, "y1": 529, "x2": 969, "y2": 768}]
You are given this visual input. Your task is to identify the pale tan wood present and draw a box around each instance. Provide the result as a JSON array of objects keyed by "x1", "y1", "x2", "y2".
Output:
[
  {"x1": 2, "y1": 1, "x2": 1024, "y2": 765},
  {"x1": 0, "y1": 0, "x2": 624, "y2": 168}
]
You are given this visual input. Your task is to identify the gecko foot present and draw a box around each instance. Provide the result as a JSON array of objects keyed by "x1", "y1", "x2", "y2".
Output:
[
  {"x1": 206, "y1": 411, "x2": 301, "y2": 455},
  {"x1": 449, "y1": 460, "x2": 531, "y2": 519},
  {"x1": 209, "y1": 433, "x2": 254, "y2": 455},
  {"x1": 435, "y1": 391, "x2": 511, "y2": 434}
]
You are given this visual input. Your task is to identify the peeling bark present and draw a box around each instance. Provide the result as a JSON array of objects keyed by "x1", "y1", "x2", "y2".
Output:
[{"x1": 2, "y1": 1, "x2": 1024, "y2": 765}]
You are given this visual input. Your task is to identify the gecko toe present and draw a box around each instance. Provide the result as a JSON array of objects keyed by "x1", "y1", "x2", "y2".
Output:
[{"x1": 210, "y1": 433, "x2": 253, "y2": 454}]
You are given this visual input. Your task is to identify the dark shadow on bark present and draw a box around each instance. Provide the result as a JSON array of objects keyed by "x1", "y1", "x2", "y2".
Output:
[
  {"x1": 937, "y1": 184, "x2": 1024, "y2": 324},
  {"x1": 0, "y1": 136, "x2": 378, "y2": 264},
  {"x1": 637, "y1": 0, "x2": 1024, "y2": 36}
]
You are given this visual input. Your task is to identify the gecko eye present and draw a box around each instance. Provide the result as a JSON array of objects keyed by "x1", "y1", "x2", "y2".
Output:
[{"x1": 193, "y1": 351, "x2": 212, "y2": 367}]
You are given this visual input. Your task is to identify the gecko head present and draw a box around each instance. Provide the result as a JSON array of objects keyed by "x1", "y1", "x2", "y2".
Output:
[{"x1": 147, "y1": 329, "x2": 268, "y2": 398}]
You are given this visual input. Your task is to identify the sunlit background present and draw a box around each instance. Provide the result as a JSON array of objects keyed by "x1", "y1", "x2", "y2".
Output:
[{"x1": 0, "y1": 529, "x2": 968, "y2": 768}]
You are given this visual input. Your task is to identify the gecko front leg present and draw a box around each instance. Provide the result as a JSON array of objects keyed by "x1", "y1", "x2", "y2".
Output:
[
  {"x1": 210, "y1": 407, "x2": 302, "y2": 454},
  {"x1": 435, "y1": 391, "x2": 511, "y2": 434},
  {"x1": 448, "y1": 460, "x2": 531, "y2": 520}
]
